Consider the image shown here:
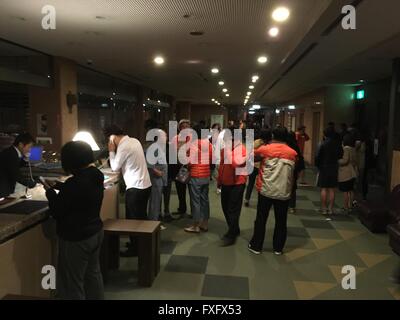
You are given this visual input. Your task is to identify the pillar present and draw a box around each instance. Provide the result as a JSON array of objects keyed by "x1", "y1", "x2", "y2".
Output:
[{"x1": 29, "y1": 57, "x2": 78, "y2": 151}]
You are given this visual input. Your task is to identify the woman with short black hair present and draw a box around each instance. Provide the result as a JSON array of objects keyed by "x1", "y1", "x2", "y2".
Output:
[{"x1": 45, "y1": 141, "x2": 105, "y2": 300}]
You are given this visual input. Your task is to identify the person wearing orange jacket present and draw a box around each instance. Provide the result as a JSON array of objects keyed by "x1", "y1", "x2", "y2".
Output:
[
  {"x1": 217, "y1": 128, "x2": 248, "y2": 247},
  {"x1": 184, "y1": 124, "x2": 213, "y2": 233}
]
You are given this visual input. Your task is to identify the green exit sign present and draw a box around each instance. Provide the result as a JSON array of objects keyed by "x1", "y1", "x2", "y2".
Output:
[{"x1": 356, "y1": 89, "x2": 365, "y2": 100}]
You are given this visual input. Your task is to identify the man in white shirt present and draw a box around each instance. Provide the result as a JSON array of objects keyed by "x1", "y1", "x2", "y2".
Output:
[{"x1": 105, "y1": 125, "x2": 152, "y2": 256}]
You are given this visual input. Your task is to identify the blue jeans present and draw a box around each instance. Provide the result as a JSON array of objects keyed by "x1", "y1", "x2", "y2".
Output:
[{"x1": 188, "y1": 178, "x2": 210, "y2": 223}]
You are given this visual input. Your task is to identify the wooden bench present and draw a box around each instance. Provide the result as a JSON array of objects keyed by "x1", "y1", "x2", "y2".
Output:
[{"x1": 100, "y1": 219, "x2": 161, "y2": 287}]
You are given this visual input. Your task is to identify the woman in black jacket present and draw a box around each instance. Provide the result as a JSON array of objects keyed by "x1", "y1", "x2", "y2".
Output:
[
  {"x1": 315, "y1": 127, "x2": 343, "y2": 217},
  {"x1": 45, "y1": 141, "x2": 104, "y2": 300}
]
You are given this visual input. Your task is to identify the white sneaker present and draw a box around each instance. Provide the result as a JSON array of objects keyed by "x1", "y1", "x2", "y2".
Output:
[
  {"x1": 160, "y1": 225, "x2": 167, "y2": 231},
  {"x1": 274, "y1": 251, "x2": 283, "y2": 256},
  {"x1": 248, "y1": 244, "x2": 261, "y2": 255}
]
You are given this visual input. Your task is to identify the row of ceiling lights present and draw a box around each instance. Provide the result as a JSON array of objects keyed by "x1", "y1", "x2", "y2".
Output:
[
  {"x1": 152, "y1": 7, "x2": 290, "y2": 106},
  {"x1": 210, "y1": 7, "x2": 290, "y2": 106},
  {"x1": 245, "y1": 6, "x2": 291, "y2": 107},
  {"x1": 210, "y1": 67, "x2": 229, "y2": 106}
]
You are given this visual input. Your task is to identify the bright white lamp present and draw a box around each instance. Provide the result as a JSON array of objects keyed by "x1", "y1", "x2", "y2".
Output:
[{"x1": 73, "y1": 131, "x2": 100, "y2": 151}]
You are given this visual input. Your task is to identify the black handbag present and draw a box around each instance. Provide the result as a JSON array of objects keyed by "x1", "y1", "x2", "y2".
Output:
[{"x1": 176, "y1": 165, "x2": 190, "y2": 184}]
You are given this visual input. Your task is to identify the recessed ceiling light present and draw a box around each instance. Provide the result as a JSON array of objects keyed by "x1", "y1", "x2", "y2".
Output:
[
  {"x1": 288, "y1": 105, "x2": 296, "y2": 110},
  {"x1": 190, "y1": 31, "x2": 205, "y2": 36},
  {"x1": 211, "y1": 98, "x2": 215, "y2": 102},
  {"x1": 249, "y1": 85, "x2": 254, "y2": 89},
  {"x1": 272, "y1": 7, "x2": 290, "y2": 22},
  {"x1": 258, "y1": 56, "x2": 268, "y2": 64},
  {"x1": 186, "y1": 60, "x2": 203, "y2": 64},
  {"x1": 252, "y1": 75, "x2": 259, "y2": 81},
  {"x1": 269, "y1": 27, "x2": 280, "y2": 37},
  {"x1": 247, "y1": 92, "x2": 252, "y2": 95},
  {"x1": 253, "y1": 105, "x2": 261, "y2": 110},
  {"x1": 226, "y1": 94, "x2": 230, "y2": 97},
  {"x1": 211, "y1": 68, "x2": 219, "y2": 74},
  {"x1": 223, "y1": 88, "x2": 228, "y2": 93},
  {"x1": 218, "y1": 81, "x2": 224, "y2": 86},
  {"x1": 154, "y1": 56, "x2": 165, "y2": 65},
  {"x1": 249, "y1": 111, "x2": 255, "y2": 115},
  {"x1": 275, "y1": 109, "x2": 281, "y2": 114}
]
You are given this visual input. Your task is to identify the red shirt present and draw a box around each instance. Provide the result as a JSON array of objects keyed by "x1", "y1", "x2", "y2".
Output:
[
  {"x1": 295, "y1": 132, "x2": 309, "y2": 154},
  {"x1": 188, "y1": 139, "x2": 213, "y2": 179},
  {"x1": 217, "y1": 143, "x2": 248, "y2": 186}
]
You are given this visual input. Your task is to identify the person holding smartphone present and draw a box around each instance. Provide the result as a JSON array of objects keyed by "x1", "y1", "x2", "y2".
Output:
[{"x1": 45, "y1": 141, "x2": 105, "y2": 300}]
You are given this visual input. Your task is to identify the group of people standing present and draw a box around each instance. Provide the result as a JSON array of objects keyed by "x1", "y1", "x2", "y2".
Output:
[
  {"x1": 101, "y1": 120, "x2": 304, "y2": 256},
  {"x1": 315, "y1": 122, "x2": 375, "y2": 219},
  {"x1": 31, "y1": 118, "x2": 378, "y2": 300}
]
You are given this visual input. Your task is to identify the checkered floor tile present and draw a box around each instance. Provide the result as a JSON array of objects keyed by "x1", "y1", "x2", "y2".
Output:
[{"x1": 105, "y1": 169, "x2": 400, "y2": 300}]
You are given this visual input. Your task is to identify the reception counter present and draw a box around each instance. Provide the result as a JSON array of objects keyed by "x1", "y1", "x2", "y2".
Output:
[{"x1": 0, "y1": 169, "x2": 120, "y2": 299}]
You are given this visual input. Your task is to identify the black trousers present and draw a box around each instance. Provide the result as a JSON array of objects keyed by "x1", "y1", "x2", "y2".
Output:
[
  {"x1": 250, "y1": 193, "x2": 290, "y2": 252},
  {"x1": 163, "y1": 180, "x2": 172, "y2": 215},
  {"x1": 221, "y1": 184, "x2": 245, "y2": 239},
  {"x1": 175, "y1": 180, "x2": 187, "y2": 214},
  {"x1": 289, "y1": 181, "x2": 297, "y2": 209},
  {"x1": 125, "y1": 187, "x2": 151, "y2": 245},
  {"x1": 245, "y1": 168, "x2": 259, "y2": 201},
  {"x1": 57, "y1": 230, "x2": 104, "y2": 300},
  {"x1": 125, "y1": 187, "x2": 151, "y2": 220}
]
